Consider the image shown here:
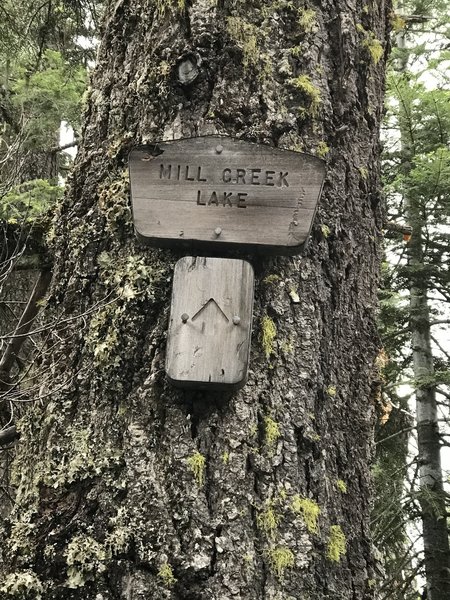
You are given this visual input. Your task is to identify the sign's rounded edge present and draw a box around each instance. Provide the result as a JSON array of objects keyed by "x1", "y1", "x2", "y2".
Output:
[
  {"x1": 301, "y1": 175, "x2": 326, "y2": 247},
  {"x1": 165, "y1": 330, "x2": 250, "y2": 393},
  {"x1": 165, "y1": 369, "x2": 249, "y2": 392},
  {"x1": 133, "y1": 233, "x2": 307, "y2": 256}
]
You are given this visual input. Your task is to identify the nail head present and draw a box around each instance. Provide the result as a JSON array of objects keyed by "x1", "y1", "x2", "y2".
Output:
[
  {"x1": 214, "y1": 227, "x2": 222, "y2": 236},
  {"x1": 181, "y1": 313, "x2": 189, "y2": 323},
  {"x1": 232, "y1": 316, "x2": 241, "y2": 325},
  {"x1": 216, "y1": 144, "x2": 223, "y2": 154}
]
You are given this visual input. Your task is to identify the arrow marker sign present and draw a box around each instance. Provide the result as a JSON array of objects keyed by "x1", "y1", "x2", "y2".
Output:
[
  {"x1": 191, "y1": 298, "x2": 229, "y2": 323},
  {"x1": 166, "y1": 256, "x2": 254, "y2": 390}
]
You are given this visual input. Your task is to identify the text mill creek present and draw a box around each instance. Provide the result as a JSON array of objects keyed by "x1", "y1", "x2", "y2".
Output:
[{"x1": 159, "y1": 163, "x2": 290, "y2": 208}]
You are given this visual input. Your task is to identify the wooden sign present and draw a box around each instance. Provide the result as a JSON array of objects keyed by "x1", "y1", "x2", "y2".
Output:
[
  {"x1": 129, "y1": 136, "x2": 325, "y2": 255},
  {"x1": 166, "y1": 256, "x2": 254, "y2": 390}
]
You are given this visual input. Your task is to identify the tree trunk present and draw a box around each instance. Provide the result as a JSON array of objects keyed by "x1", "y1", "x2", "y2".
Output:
[
  {"x1": 406, "y1": 166, "x2": 450, "y2": 600},
  {"x1": 396, "y1": 30, "x2": 450, "y2": 600},
  {"x1": 410, "y1": 240, "x2": 450, "y2": 600},
  {"x1": 0, "y1": 1, "x2": 390, "y2": 598}
]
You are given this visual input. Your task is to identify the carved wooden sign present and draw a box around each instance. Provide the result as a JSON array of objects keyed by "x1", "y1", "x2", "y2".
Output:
[
  {"x1": 166, "y1": 256, "x2": 254, "y2": 390},
  {"x1": 129, "y1": 136, "x2": 325, "y2": 254}
]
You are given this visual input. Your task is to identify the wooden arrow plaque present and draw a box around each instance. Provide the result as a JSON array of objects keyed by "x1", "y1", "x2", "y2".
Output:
[
  {"x1": 166, "y1": 256, "x2": 254, "y2": 390},
  {"x1": 129, "y1": 136, "x2": 325, "y2": 255}
]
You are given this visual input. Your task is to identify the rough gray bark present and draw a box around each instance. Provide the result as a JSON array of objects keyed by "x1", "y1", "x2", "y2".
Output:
[{"x1": 0, "y1": 0, "x2": 390, "y2": 598}]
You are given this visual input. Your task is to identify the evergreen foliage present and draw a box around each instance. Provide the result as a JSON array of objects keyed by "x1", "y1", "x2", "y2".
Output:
[
  {"x1": 10, "y1": 49, "x2": 86, "y2": 150},
  {"x1": 0, "y1": 1, "x2": 100, "y2": 199},
  {"x1": 0, "y1": 179, "x2": 61, "y2": 224},
  {"x1": 374, "y1": 0, "x2": 450, "y2": 597}
]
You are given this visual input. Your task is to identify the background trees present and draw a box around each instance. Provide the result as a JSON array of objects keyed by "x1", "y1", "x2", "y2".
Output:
[
  {"x1": 374, "y1": 1, "x2": 450, "y2": 597},
  {"x1": 0, "y1": 0, "x2": 100, "y2": 191}
]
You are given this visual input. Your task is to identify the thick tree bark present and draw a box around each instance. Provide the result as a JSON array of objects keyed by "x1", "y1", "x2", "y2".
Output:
[{"x1": 0, "y1": 0, "x2": 390, "y2": 598}]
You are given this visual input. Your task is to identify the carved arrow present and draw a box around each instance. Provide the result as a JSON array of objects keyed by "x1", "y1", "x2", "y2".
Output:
[{"x1": 191, "y1": 298, "x2": 229, "y2": 322}]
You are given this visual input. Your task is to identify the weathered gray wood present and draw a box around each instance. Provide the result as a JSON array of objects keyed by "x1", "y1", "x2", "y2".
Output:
[
  {"x1": 166, "y1": 256, "x2": 254, "y2": 390},
  {"x1": 129, "y1": 136, "x2": 325, "y2": 255}
]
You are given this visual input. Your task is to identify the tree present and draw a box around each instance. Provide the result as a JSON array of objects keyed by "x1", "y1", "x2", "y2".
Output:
[
  {"x1": 374, "y1": 2, "x2": 450, "y2": 597},
  {"x1": 0, "y1": 1, "x2": 391, "y2": 598}
]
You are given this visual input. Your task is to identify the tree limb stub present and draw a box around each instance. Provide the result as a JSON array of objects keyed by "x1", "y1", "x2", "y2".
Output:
[
  {"x1": 384, "y1": 221, "x2": 413, "y2": 236},
  {"x1": 0, "y1": 425, "x2": 18, "y2": 446},
  {"x1": 0, "y1": 269, "x2": 52, "y2": 385}
]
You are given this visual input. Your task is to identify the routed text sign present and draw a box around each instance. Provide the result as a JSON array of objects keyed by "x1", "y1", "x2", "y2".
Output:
[{"x1": 129, "y1": 136, "x2": 325, "y2": 254}]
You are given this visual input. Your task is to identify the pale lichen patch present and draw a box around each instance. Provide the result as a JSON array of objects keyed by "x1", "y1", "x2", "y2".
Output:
[
  {"x1": 158, "y1": 563, "x2": 177, "y2": 587},
  {"x1": 66, "y1": 535, "x2": 108, "y2": 588},
  {"x1": 0, "y1": 571, "x2": 44, "y2": 599},
  {"x1": 261, "y1": 316, "x2": 277, "y2": 358}
]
